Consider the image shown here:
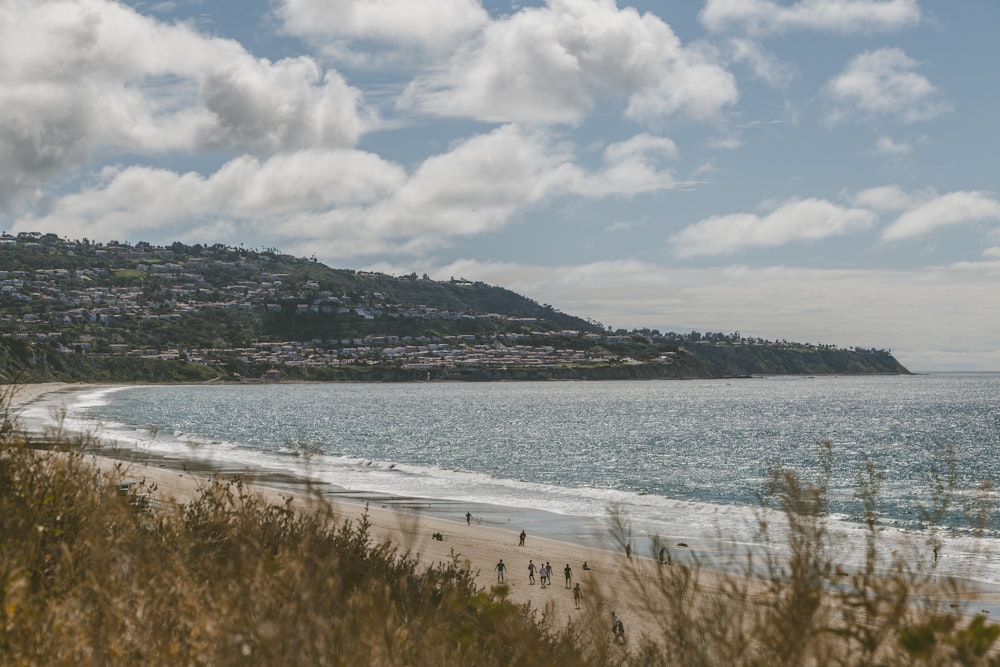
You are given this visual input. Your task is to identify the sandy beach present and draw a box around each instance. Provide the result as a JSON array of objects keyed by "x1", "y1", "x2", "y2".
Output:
[{"x1": 5, "y1": 382, "x2": 675, "y2": 644}]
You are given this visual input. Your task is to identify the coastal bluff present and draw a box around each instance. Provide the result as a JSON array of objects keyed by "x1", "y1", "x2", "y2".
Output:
[{"x1": 1, "y1": 235, "x2": 907, "y2": 382}]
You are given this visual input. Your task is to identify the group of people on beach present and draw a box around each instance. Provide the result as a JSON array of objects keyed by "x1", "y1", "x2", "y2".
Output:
[
  {"x1": 476, "y1": 519, "x2": 618, "y2": 637},
  {"x1": 523, "y1": 559, "x2": 583, "y2": 606}
]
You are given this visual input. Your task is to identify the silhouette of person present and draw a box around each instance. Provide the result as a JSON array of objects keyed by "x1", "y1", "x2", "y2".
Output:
[
  {"x1": 466, "y1": 511, "x2": 471, "y2": 525},
  {"x1": 528, "y1": 559, "x2": 536, "y2": 584},
  {"x1": 519, "y1": 529, "x2": 526, "y2": 546},
  {"x1": 564, "y1": 563, "x2": 572, "y2": 588},
  {"x1": 495, "y1": 559, "x2": 506, "y2": 583},
  {"x1": 573, "y1": 583, "x2": 582, "y2": 609}
]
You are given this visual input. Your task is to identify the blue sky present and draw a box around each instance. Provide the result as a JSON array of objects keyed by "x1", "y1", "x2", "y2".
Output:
[{"x1": 2, "y1": 1, "x2": 998, "y2": 371}]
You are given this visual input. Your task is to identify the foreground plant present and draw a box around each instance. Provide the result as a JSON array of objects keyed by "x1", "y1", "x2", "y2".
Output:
[{"x1": 608, "y1": 440, "x2": 1000, "y2": 666}]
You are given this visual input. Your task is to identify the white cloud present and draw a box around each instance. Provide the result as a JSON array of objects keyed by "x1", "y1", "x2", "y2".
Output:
[
  {"x1": 700, "y1": 0, "x2": 921, "y2": 35},
  {"x1": 11, "y1": 149, "x2": 405, "y2": 242},
  {"x1": 727, "y1": 38, "x2": 795, "y2": 87},
  {"x1": 279, "y1": 127, "x2": 689, "y2": 257},
  {"x1": 197, "y1": 58, "x2": 368, "y2": 152},
  {"x1": 277, "y1": 0, "x2": 488, "y2": 57},
  {"x1": 12, "y1": 125, "x2": 688, "y2": 259},
  {"x1": 571, "y1": 134, "x2": 683, "y2": 197},
  {"x1": 826, "y1": 48, "x2": 950, "y2": 123},
  {"x1": 881, "y1": 191, "x2": 1000, "y2": 242},
  {"x1": 875, "y1": 135, "x2": 912, "y2": 155},
  {"x1": 400, "y1": 0, "x2": 738, "y2": 125},
  {"x1": 670, "y1": 198, "x2": 876, "y2": 257},
  {"x1": 850, "y1": 184, "x2": 916, "y2": 211},
  {"x1": 0, "y1": 0, "x2": 370, "y2": 209}
]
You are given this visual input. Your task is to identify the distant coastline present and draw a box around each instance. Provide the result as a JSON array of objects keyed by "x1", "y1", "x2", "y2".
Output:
[{"x1": 1, "y1": 235, "x2": 909, "y2": 383}]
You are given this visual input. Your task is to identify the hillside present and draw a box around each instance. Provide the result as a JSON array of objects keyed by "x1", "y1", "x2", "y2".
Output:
[{"x1": 0, "y1": 233, "x2": 908, "y2": 382}]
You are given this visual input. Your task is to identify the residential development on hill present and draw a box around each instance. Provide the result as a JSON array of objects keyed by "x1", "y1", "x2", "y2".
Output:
[{"x1": 0, "y1": 232, "x2": 908, "y2": 382}]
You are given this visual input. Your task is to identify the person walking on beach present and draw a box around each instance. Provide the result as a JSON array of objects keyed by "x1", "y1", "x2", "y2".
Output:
[
  {"x1": 466, "y1": 511, "x2": 471, "y2": 525},
  {"x1": 563, "y1": 563, "x2": 572, "y2": 588},
  {"x1": 539, "y1": 562, "x2": 548, "y2": 588},
  {"x1": 612, "y1": 611, "x2": 625, "y2": 643},
  {"x1": 528, "y1": 560, "x2": 536, "y2": 584},
  {"x1": 625, "y1": 543, "x2": 632, "y2": 559},
  {"x1": 573, "y1": 582, "x2": 582, "y2": 609},
  {"x1": 519, "y1": 529, "x2": 526, "y2": 546},
  {"x1": 495, "y1": 559, "x2": 506, "y2": 583}
]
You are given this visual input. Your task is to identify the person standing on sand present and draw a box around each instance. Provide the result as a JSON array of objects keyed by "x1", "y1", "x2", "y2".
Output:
[
  {"x1": 519, "y1": 529, "x2": 526, "y2": 546},
  {"x1": 539, "y1": 562, "x2": 548, "y2": 588},
  {"x1": 466, "y1": 511, "x2": 471, "y2": 525},
  {"x1": 625, "y1": 543, "x2": 631, "y2": 559},
  {"x1": 495, "y1": 559, "x2": 506, "y2": 583},
  {"x1": 528, "y1": 559, "x2": 536, "y2": 584},
  {"x1": 613, "y1": 614, "x2": 626, "y2": 643},
  {"x1": 564, "y1": 563, "x2": 572, "y2": 588},
  {"x1": 573, "y1": 582, "x2": 582, "y2": 609}
]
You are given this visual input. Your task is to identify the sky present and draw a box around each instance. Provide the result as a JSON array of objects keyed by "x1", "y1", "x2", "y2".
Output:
[{"x1": 2, "y1": 0, "x2": 999, "y2": 372}]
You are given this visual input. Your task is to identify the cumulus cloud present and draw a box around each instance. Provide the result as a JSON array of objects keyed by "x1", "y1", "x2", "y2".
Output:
[
  {"x1": 400, "y1": 0, "x2": 738, "y2": 125},
  {"x1": 670, "y1": 198, "x2": 876, "y2": 257},
  {"x1": 0, "y1": 0, "x2": 370, "y2": 209},
  {"x1": 277, "y1": 0, "x2": 488, "y2": 58},
  {"x1": 826, "y1": 48, "x2": 950, "y2": 123},
  {"x1": 700, "y1": 0, "x2": 921, "y2": 35},
  {"x1": 11, "y1": 149, "x2": 406, "y2": 242},
  {"x1": 727, "y1": 38, "x2": 795, "y2": 87},
  {"x1": 850, "y1": 184, "x2": 917, "y2": 211},
  {"x1": 277, "y1": 127, "x2": 689, "y2": 257},
  {"x1": 571, "y1": 134, "x2": 683, "y2": 196},
  {"x1": 12, "y1": 125, "x2": 687, "y2": 259},
  {"x1": 875, "y1": 135, "x2": 912, "y2": 155},
  {"x1": 881, "y1": 191, "x2": 1000, "y2": 242},
  {"x1": 197, "y1": 59, "x2": 368, "y2": 152}
]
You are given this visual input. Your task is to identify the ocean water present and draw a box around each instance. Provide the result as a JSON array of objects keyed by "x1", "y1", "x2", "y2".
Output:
[{"x1": 19, "y1": 373, "x2": 1000, "y2": 585}]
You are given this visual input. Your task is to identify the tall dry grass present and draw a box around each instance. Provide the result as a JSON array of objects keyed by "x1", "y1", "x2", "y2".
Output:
[
  {"x1": 2, "y1": 385, "x2": 998, "y2": 665},
  {"x1": 602, "y1": 440, "x2": 1000, "y2": 665}
]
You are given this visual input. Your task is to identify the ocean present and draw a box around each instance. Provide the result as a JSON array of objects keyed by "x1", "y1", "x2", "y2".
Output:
[{"x1": 19, "y1": 373, "x2": 1000, "y2": 586}]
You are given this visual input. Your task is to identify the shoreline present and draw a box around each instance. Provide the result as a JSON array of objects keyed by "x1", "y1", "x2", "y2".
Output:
[
  {"x1": 7, "y1": 381, "x2": 1000, "y2": 638},
  {"x1": 4, "y1": 381, "x2": 675, "y2": 640},
  {"x1": 6, "y1": 381, "x2": 628, "y2": 551}
]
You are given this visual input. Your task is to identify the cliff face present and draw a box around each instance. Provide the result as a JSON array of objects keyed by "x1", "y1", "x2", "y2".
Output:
[{"x1": 684, "y1": 344, "x2": 908, "y2": 377}]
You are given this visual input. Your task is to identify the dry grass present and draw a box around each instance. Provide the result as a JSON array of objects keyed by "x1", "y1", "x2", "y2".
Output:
[{"x1": 2, "y1": 385, "x2": 999, "y2": 665}]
